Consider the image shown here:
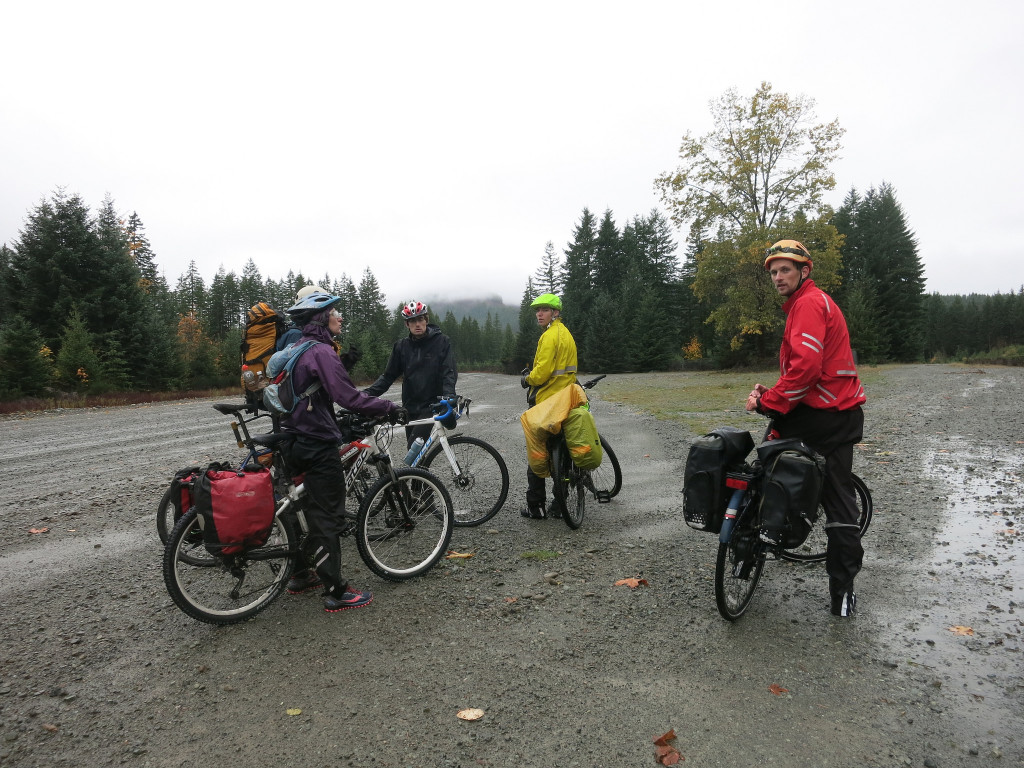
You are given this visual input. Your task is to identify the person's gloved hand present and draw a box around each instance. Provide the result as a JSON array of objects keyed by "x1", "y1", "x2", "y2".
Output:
[
  {"x1": 387, "y1": 407, "x2": 409, "y2": 425},
  {"x1": 520, "y1": 368, "x2": 531, "y2": 389},
  {"x1": 341, "y1": 345, "x2": 361, "y2": 371}
]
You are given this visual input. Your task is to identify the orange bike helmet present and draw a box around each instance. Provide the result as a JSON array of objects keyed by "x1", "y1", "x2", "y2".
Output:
[{"x1": 764, "y1": 240, "x2": 813, "y2": 271}]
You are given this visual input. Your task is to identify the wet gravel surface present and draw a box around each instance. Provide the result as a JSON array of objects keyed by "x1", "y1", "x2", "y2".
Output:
[{"x1": 0, "y1": 364, "x2": 1021, "y2": 767}]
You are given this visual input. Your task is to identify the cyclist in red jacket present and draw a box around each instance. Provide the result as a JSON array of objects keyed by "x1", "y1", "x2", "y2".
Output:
[{"x1": 745, "y1": 240, "x2": 866, "y2": 618}]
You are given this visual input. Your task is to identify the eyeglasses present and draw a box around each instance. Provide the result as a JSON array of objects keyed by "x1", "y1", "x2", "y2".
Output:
[
  {"x1": 765, "y1": 245, "x2": 809, "y2": 258},
  {"x1": 329, "y1": 309, "x2": 343, "y2": 321}
]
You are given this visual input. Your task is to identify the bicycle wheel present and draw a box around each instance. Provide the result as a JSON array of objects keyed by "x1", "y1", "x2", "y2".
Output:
[
  {"x1": 780, "y1": 473, "x2": 873, "y2": 563},
  {"x1": 551, "y1": 441, "x2": 586, "y2": 530},
  {"x1": 163, "y1": 508, "x2": 296, "y2": 625},
  {"x1": 355, "y1": 467, "x2": 454, "y2": 581},
  {"x1": 714, "y1": 518, "x2": 766, "y2": 621},
  {"x1": 156, "y1": 482, "x2": 181, "y2": 545},
  {"x1": 584, "y1": 435, "x2": 622, "y2": 502},
  {"x1": 422, "y1": 435, "x2": 510, "y2": 526}
]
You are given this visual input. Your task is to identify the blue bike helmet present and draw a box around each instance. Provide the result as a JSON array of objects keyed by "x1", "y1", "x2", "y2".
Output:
[{"x1": 287, "y1": 293, "x2": 342, "y2": 326}]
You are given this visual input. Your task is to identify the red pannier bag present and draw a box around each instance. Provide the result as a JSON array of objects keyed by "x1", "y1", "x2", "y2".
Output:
[{"x1": 192, "y1": 462, "x2": 277, "y2": 556}]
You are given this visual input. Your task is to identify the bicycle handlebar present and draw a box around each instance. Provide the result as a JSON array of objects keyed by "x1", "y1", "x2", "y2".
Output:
[{"x1": 580, "y1": 375, "x2": 606, "y2": 390}]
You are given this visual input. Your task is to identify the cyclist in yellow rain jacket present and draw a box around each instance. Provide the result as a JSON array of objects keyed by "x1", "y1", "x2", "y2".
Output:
[{"x1": 520, "y1": 293, "x2": 578, "y2": 519}]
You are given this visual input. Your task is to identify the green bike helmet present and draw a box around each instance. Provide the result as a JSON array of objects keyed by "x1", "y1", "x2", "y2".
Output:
[{"x1": 530, "y1": 293, "x2": 562, "y2": 311}]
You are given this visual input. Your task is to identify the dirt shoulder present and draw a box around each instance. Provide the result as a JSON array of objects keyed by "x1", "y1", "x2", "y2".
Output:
[{"x1": 0, "y1": 364, "x2": 1021, "y2": 767}]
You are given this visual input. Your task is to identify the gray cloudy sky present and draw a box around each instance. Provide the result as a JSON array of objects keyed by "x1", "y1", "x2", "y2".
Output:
[{"x1": 2, "y1": 1, "x2": 1021, "y2": 307}]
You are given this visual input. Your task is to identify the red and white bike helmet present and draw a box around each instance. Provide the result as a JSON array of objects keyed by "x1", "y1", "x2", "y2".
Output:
[{"x1": 401, "y1": 300, "x2": 428, "y2": 320}]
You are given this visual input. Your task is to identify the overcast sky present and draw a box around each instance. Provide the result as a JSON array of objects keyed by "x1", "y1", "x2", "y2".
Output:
[{"x1": 2, "y1": 1, "x2": 1021, "y2": 307}]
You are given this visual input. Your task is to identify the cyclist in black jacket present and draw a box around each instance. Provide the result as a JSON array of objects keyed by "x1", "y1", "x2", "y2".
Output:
[{"x1": 363, "y1": 300, "x2": 458, "y2": 448}]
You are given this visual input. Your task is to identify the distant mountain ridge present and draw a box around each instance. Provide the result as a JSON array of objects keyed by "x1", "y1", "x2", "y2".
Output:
[{"x1": 420, "y1": 294, "x2": 519, "y2": 329}]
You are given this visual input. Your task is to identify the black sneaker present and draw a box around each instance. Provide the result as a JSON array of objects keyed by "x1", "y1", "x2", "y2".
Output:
[
  {"x1": 287, "y1": 570, "x2": 322, "y2": 595},
  {"x1": 520, "y1": 504, "x2": 546, "y2": 519},
  {"x1": 547, "y1": 503, "x2": 565, "y2": 519},
  {"x1": 324, "y1": 588, "x2": 373, "y2": 613},
  {"x1": 830, "y1": 591, "x2": 857, "y2": 617}
]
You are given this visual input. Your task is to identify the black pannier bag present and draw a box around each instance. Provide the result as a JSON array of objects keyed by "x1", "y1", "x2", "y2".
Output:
[
  {"x1": 683, "y1": 427, "x2": 755, "y2": 533},
  {"x1": 190, "y1": 462, "x2": 277, "y2": 556},
  {"x1": 756, "y1": 439, "x2": 827, "y2": 548}
]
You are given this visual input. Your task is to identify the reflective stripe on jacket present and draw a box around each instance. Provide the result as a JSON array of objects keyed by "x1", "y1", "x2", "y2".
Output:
[
  {"x1": 526, "y1": 318, "x2": 578, "y2": 405},
  {"x1": 760, "y1": 279, "x2": 866, "y2": 415}
]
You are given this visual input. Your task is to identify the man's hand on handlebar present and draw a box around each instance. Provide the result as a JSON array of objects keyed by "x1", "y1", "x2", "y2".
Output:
[{"x1": 388, "y1": 407, "x2": 410, "y2": 425}]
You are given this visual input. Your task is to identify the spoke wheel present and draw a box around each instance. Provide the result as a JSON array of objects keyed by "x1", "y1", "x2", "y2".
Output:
[
  {"x1": 780, "y1": 473, "x2": 873, "y2": 563},
  {"x1": 714, "y1": 525, "x2": 765, "y2": 621},
  {"x1": 156, "y1": 482, "x2": 182, "y2": 545},
  {"x1": 584, "y1": 435, "x2": 622, "y2": 502},
  {"x1": 421, "y1": 435, "x2": 509, "y2": 526},
  {"x1": 355, "y1": 467, "x2": 454, "y2": 581},
  {"x1": 163, "y1": 508, "x2": 296, "y2": 625},
  {"x1": 551, "y1": 441, "x2": 586, "y2": 529}
]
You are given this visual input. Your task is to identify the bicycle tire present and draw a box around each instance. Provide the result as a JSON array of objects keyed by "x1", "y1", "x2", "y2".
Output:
[
  {"x1": 551, "y1": 441, "x2": 586, "y2": 529},
  {"x1": 355, "y1": 467, "x2": 454, "y2": 581},
  {"x1": 163, "y1": 508, "x2": 296, "y2": 625},
  {"x1": 421, "y1": 435, "x2": 510, "y2": 527},
  {"x1": 780, "y1": 473, "x2": 873, "y2": 563},
  {"x1": 156, "y1": 482, "x2": 181, "y2": 545},
  {"x1": 584, "y1": 435, "x2": 622, "y2": 501}
]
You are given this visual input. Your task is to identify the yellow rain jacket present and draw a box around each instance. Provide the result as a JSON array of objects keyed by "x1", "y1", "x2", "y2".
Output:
[
  {"x1": 524, "y1": 318, "x2": 578, "y2": 405},
  {"x1": 520, "y1": 383, "x2": 588, "y2": 477}
]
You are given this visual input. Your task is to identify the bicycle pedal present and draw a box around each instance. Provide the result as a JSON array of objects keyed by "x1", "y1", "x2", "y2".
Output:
[{"x1": 595, "y1": 491, "x2": 611, "y2": 503}]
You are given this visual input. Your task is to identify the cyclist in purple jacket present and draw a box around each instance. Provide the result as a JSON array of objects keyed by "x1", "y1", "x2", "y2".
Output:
[{"x1": 279, "y1": 293, "x2": 408, "y2": 613}]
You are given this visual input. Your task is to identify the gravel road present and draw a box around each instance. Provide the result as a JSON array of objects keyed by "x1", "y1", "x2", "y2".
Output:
[{"x1": 0, "y1": 364, "x2": 1021, "y2": 768}]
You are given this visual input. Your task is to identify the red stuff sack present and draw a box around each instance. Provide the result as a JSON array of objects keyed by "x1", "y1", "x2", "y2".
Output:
[{"x1": 192, "y1": 462, "x2": 277, "y2": 556}]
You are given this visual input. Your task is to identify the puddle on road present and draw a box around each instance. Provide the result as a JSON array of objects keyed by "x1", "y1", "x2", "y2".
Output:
[{"x1": 906, "y1": 437, "x2": 1024, "y2": 730}]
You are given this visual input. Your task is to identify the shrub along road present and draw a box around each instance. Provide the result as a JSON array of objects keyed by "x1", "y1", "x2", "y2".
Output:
[{"x1": 0, "y1": 365, "x2": 1021, "y2": 767}]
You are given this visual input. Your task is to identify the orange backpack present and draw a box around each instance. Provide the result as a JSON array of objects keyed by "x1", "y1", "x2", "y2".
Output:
[{"x1": 240, "y1": 302, "x2": 289, "y2": 398}]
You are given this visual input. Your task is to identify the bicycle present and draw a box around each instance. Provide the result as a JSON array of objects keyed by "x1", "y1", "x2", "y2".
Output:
[
  {"x1": 156, "y1": 403, "x2": 277, "y2": 545},
  {"x1": 401, "y1": 396, "x2": 510, "y2": 527},
  {"x1": 162, "y1": 410, "x2": 454, "y2": 625},
  {"x1": 711, "y1": 425, "x2": 873, "y2": 621},
  {"x1": 547, "y1": 375, "x2": 623, "y2": 530}
]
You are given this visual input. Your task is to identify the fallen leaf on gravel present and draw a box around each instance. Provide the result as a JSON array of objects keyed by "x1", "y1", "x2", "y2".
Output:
[
  {"x1": 42, "y1": 723, "x2": 58, "y2": 732},
  {"x1": 504, "y1": 597, "x2": 518, "y2": 603},
  {"x1": 457, "y1": 708, "x2": 484, "y2": 721},
  {"x1": 29, "y1": 527, "x2": 49, "y2": 534},
  {"x1": 769, "y1": 684, "x2": 789, "y2": 695},
  {"x1": 653, "y1": 729, "x2": 682, "y2": 764},
  {"x1": 286, "y1": 708, "x2": 302, "y2": 716},
  {"x1": 949, "y1": 625, "x2": 975, "y2": 636},
  {"x1": 643, "y1": 454, "x2": 651, "y2": 458},
  {"x1": 446, "y1": 551, "x2": 474, "y2": 559},
  {"x1": 615, "y1": 577, "x2": 649, "y2": 589}
]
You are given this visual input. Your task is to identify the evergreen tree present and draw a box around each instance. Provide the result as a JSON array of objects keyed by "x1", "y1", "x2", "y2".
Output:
[
  {"x1": 533, "y1": 241, "x2": 562, "y2": 294},
  {"x1": 593, "y1": 209, "x2": 625, "y2": 294},
  {"x1": 561, "y1": 208, "x2": 598, "y2": 323},
  {"x1": 239, "y1": 259, "x2": 264, "y2": 310},
  {"x1": 55, "y1": 308, "x2": 102, "y2": 392},
  {"x1": 585, "y1": 292, "x2": 631, "y2": 373},
  {"x1": 631, "y1": 285, "x2": 676, "y2": 371},
  {"x1": 513, "y1": 279, "x2": 541, "y2": 372},
  {"x1": 0, "y1": 316, "x2": 54, "y2": 398}
]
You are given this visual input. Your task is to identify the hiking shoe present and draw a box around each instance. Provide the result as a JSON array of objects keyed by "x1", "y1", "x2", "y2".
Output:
[
  {"x1": 520, "y1": 504, "x2": 546, "y2": 519},
  {"x1": 830, "y1": 591, "x2": 857, "y2": 617},
  {"x1": 287, "y1": 570, "x2": 322, "y2": 595},
  {"x1": 324, "y1": 588, "x2": 373, "y2": 613},
  {"x1": 547, "y1": 503, "x2": 565, "y2": 519}
]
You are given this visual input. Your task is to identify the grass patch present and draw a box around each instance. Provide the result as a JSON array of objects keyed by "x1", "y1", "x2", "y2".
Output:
[
  {"x1": 520, "y1": 549, "x2": 561, "y2": 561},
  {"x1": 595, "y1": 366, "x2": 888, "y2": 437}
]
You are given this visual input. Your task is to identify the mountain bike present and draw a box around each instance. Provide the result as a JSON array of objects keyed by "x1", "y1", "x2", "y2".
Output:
[
  {"x1": 156, "y1": 403, "x2": 277, "y2": 544},
  {"x1": 162, "y1": 410, "x2": 453, "y2": 625},
  {"x1": 548, "y1": 375, "x2": 623, "y2": 530},
  {"x1": 712, "y1": 429, "x2": 873, "y2": 621},
  {"x1": 401, "y1": 396, "x2": 510, "y2": 527}
]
